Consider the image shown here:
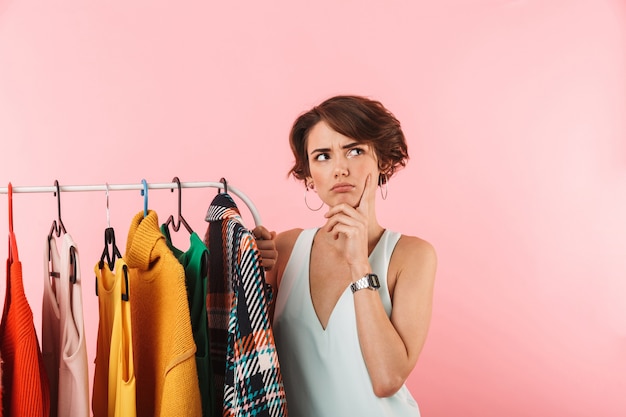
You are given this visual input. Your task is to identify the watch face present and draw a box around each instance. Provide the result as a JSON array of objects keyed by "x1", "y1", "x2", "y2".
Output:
[{"x1": 368, "y1": 274, "x2": 380, "y2": 289}]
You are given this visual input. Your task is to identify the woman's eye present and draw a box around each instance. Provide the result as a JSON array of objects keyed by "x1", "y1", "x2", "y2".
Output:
[
  {"x1": 347, "y1": 148, "x2": 364, "y2": 157},
  {"x1": 314, "y1": 153, "x2": 330, "y2": 161}
]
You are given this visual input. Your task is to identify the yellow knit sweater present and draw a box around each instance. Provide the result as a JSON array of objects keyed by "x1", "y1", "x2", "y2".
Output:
[{"x1": 125, "y1": 210, "x2": 201, "y2": 417}]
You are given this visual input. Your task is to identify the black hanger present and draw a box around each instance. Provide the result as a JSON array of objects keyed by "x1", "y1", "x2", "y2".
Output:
[
  {"x1": 47, "y1": 180, "x2": 77, "y2": 284},
  {"x1": 48, "y1": 180, "x2": 67, "y2": 240},
  {"x1": 48, "y1": 180, "x2": 67, "y2": 265},
  {"x1": 121, "y1": 264, "x2": 129, "y2": 302},
  {"x1": 218, "y1": 177, "x2": 228, "y2": 194},
  {"x1": 99, "y1": 227, "x2": 122, "y2": 271},
  {"x1": 96, "y1": 184, "x2": 127, "y2": 299},
  {"x1": 95, "y1": 233, "x2": 128, "y2": 301},
  {"x1": 100, "y1": 183, "x2": 122, "y2": 270},
  {"x1": 101, "y1": 183, "x2": 122, "y2": 268},
  {"x1": 69, "y1": 246, "x2": 77, "y2": 284},
  {"x1": 165, "y1": 177, "x2": 193, "y2": 234}
]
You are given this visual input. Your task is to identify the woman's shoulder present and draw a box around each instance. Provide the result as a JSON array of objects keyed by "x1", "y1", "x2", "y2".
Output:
[
  {"x1": 387, "y1": 232, "x2": 437, "y2": 301},
  {"x1": 393, "y1": 233, "x2": 438, "y2": 278},
  {"x1": 275, "y1": 228, "x2": 305, "y2": 251},
  {"x1": 395, "y1": 233, "x2": 436, "y2": 258}
]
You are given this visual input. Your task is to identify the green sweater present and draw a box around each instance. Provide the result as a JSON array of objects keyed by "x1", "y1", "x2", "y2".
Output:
[{"x1": 161, "y1": 225, "x2": 214, "y2": 417}]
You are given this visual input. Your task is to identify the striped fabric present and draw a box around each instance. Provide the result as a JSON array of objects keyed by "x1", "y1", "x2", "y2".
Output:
[{"x1": 204, "y1": 193, "x2": 287, "y2": 417}]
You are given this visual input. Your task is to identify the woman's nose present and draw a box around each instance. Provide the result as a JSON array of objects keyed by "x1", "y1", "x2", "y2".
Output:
[{"x1": 333, "y1": 158, "x2": 349, "y2": 178}]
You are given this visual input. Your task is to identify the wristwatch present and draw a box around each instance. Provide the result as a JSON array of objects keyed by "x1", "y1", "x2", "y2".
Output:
[{"x1": 350, "y1": 273, "x2": 380, "y2": 293}]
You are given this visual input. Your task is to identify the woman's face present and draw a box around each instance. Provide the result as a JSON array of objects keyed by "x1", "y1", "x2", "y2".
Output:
[{"x1": 306, "y1": 121, "x2": 379, "y2": 208}]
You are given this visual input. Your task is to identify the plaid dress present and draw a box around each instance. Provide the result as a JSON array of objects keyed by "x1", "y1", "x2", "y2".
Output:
[{"x1": 204, "y1": 193, "x2": 287, "y2": 417}]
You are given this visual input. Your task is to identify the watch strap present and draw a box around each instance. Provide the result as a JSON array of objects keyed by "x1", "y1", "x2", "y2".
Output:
[{"x1": 350, "y1": 273, "x2": 380, "y2": 293}]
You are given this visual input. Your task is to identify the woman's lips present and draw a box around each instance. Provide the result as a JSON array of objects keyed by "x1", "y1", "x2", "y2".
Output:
[{"x1": 331, "y1": 183, "x2": 355, "y2": 193}]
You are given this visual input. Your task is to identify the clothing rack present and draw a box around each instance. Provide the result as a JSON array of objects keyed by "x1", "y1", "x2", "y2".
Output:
[{"x1": 0, "y1": 180, "x2": 262, "y2": 226}]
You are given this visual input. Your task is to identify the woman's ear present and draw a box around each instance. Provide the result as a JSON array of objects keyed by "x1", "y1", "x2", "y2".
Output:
[{"x1": 377, "y1": 163, "x2": 392, "y2": 184}]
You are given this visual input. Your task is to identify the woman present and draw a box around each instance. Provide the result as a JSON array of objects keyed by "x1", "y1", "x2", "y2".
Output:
[{"x1": 254, "y1": 95, "x2": 436, "y2": 417}]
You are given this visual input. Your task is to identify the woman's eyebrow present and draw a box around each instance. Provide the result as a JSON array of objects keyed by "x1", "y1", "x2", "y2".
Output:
[
  {"x1": 309, "y1": 147, "x2": 330, "y2": 154},
  {"x1": 310, "y1": 142, "x2": 360, "y2": 155},
  {"x1": 342, "y1": 142, "x2": 360, "y2": 150}
]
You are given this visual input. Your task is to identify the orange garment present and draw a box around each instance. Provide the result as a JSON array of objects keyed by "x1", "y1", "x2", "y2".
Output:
[{"x1": 0, "y1": 231, "x2": 50, "y2": 416}]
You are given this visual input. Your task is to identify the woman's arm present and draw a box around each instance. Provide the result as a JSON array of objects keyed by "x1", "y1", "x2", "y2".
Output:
[
  {"x1": 353, "y1": 236, "x2": 437, "y2": 397},
  {"x1": 323, "y1": 175, "x2": 437, "y2": 397}
]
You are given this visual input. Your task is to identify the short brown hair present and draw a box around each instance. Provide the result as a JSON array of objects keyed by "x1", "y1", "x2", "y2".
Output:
[{"x1": 288, "y1": 95, "x2": 409, "y2": 185}]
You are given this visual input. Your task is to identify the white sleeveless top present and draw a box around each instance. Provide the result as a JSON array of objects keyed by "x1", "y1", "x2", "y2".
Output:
[
  {"x1": 43, "y1": 233, "x2": 90, "y2": 417},
  {"x1": 273, "y1": 228, "x2": 420, "y2": 417}
]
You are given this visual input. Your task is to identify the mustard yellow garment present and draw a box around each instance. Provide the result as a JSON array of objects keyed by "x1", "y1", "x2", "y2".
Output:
[
  {"x1": 93, "y1": 258, "x2": 136, "y2": 417},
  {"x1": 125, "y1": 210, "x2": 201, "y2": 417}
]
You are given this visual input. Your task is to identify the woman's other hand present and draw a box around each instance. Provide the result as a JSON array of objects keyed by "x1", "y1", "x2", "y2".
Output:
[{"x1": 253, "y1": 225, "x2": 278, "y2": 271}]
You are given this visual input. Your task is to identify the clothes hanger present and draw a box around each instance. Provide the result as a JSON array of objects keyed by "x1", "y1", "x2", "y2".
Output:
[
  {"x1": 48, "y1": 180, "x2": 67, "y2": 240},
  {"x1": 141, "y1": 179, "x2": 148, "y2": 217},
  {"x1": 7, "y1": 182, "x2": 18, "y2": 263},
  {"x1": 121, "y1": 264, "x2": 129, "y2": 301},
  {"x1": 47, "y1": 180, "x2": 67, "y2": 265},
  {"x1": 8, "y1": 182, "x2": 13, "y2": 234},
  {"x1": 96, "y1": 183, "x2": 129, "y2": 301},
  {"x1": 164, "y1": 177, "x2": 209, "y2": 278},
  {"x1": 47, "y1": 180, "x2": 76, "y2": 283},
  {"x1": 99, "y1": 183, "x2": 122, "y2": 271},
  {"x1": 165, "y1": 177, "x2": 193, "y2": 234},
  {"x1": 69, "y1": 246, "x2": 77, "y2": 284},
  {"x1": 218, "y1": 177, "x2": 228, "y2": 194}
]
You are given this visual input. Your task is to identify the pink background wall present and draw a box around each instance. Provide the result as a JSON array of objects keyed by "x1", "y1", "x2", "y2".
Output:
[{"x1": 1, "y1": 0, "x2": 625, "y2": 415}]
